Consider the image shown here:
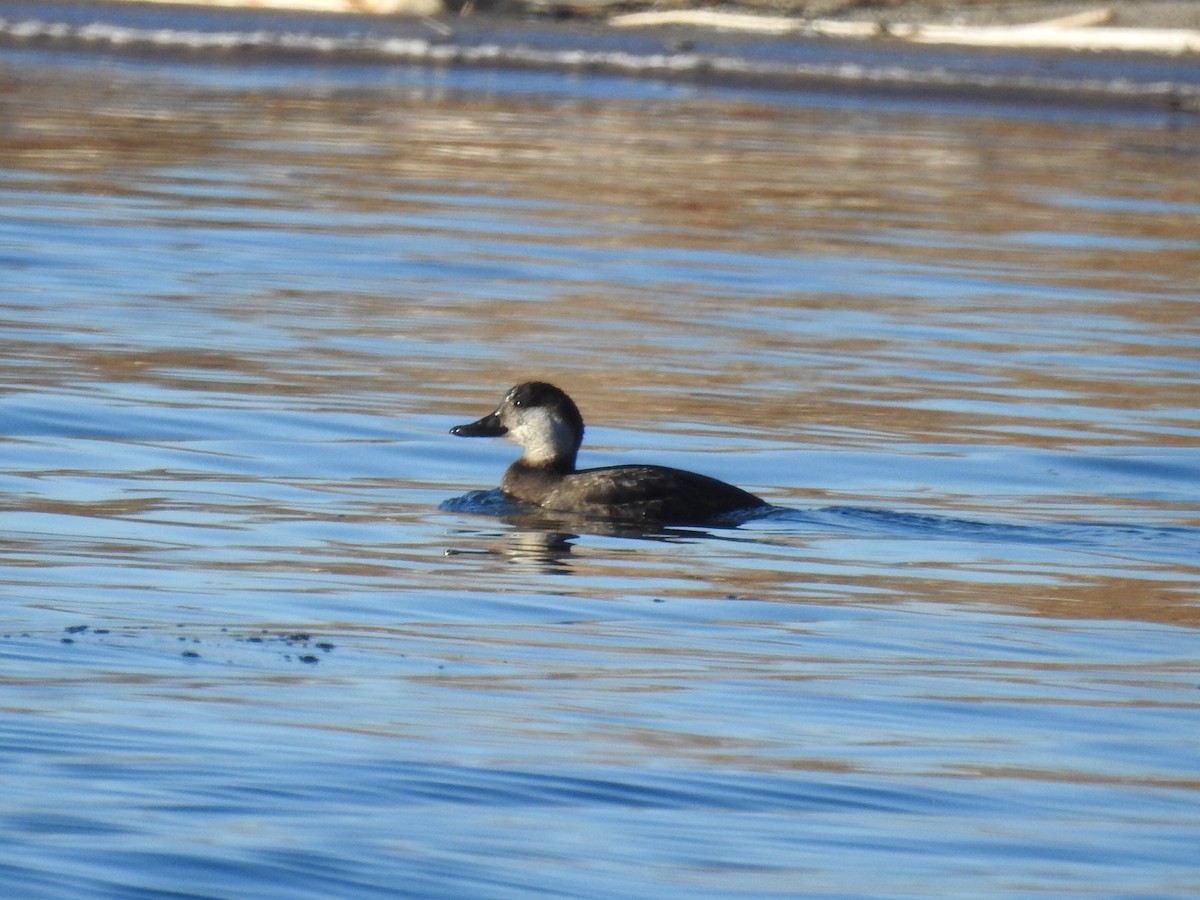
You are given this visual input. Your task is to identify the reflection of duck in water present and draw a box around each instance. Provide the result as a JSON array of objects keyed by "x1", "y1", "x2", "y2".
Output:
[{"x1": 450, "y1": 382, "x2": 766, "y2": 524}]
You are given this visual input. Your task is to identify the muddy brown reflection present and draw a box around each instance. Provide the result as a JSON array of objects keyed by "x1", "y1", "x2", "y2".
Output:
[
  {"x1": 3, "y1": 63, "x2": 1196, "y2": 451},
  {"x1": 2, "y1": 58, "x2": 1197, "y2": 633}
]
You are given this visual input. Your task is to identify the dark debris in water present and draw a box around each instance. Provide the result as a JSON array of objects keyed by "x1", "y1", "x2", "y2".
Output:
[{"x1": 10, "y1": 623, "x2": 337, "y2": 666}]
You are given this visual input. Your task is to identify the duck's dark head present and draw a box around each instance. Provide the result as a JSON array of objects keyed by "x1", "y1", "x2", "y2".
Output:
[{"x1": 451, "y1": 382, "x2": 584, "y2": 471}]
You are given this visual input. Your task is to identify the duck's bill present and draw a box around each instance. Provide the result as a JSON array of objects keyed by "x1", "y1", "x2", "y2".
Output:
[{"x1": 450, "y1": 413, "x2": 507, "y2": 437}]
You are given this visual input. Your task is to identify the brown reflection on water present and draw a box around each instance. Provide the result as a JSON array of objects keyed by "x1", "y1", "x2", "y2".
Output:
[
  {"x1": 2, "y1": 59, "x2": 1197, "y2": 630},
  {"x1": 3, "y1": 63, "x2": 1197, "y2": 447}
]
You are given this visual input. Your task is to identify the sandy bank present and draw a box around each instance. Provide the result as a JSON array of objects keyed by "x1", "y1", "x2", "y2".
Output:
[{"x1": 92, "y1": 0, "x2": 1200, "y2": 54}]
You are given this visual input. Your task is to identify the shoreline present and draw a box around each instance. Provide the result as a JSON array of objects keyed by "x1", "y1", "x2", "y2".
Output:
[
  {"x1": 88, "y1": 0, "x2": 1200, "y2": 36},
  {"x1": 4, "y1": 1, "x2": 1200, "y2": 109}
]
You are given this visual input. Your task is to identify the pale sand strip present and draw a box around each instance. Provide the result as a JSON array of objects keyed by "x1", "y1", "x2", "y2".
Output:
[
  {"x1": 99, "y1": 0, "x2": 444, "y2": 15},
  {"x1": 60, "y1": 2, "x2": 1200, "y2": 53},
  {"x1": 609, "y1": 7, "x2": 1200, "y2": 54}
]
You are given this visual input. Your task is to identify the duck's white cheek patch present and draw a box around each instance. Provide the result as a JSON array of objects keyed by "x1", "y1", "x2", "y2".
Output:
[{"x1": 510, "y1": 410, "x2": 574, "y2": 465}]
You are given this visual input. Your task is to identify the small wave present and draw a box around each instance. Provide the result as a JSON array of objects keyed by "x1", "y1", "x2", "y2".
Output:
[
  {"x1": 763, "y1": 505, "x2": 1200, "y2": 565},
  {"x1": 439, "y1": 496, "x2": 1198, "y2": 565}
]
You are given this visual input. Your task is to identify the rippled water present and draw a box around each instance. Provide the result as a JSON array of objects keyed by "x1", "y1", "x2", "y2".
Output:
[{"x1": 2, "y1": 9, "x2": 1199, "y2": 897}]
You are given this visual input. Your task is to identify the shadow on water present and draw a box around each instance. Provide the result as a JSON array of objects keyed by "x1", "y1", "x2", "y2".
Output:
[
  {"x1": 440, "y1": 488, "x2": 770, "y2": 531},
  {"x1": 441, "y1": 488, "x2": 780, "y2": 570}
]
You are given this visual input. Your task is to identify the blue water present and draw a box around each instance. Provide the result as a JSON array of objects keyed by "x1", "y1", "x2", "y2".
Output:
[{"x1": 1, "y1": 7, "x2": 1199, "y2": 897}]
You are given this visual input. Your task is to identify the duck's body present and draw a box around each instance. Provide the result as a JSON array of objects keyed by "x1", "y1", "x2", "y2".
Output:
[{"x1": 450, "y1": 382, "x2": 765, "y2": 524}]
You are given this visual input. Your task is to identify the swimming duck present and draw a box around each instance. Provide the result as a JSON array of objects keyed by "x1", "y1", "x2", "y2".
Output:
[{"x1": 450, "y1": 382, "x2": 766, "y2": 523}]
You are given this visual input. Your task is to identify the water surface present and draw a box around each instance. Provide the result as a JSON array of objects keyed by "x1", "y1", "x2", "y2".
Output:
[{"x1": 1, "y1": 16, "x2": 1199, "y2": 898}]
